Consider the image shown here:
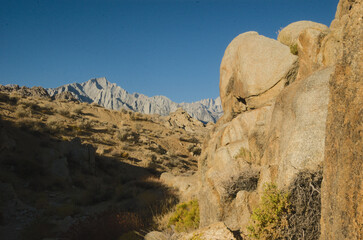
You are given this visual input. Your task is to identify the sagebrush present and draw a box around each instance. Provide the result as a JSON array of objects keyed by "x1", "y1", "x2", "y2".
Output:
[
  {"x1": 168, "y1": 200, "x2": 200, "y2": 232},
  {"x1": 247, "y1": 183, "x2": 290, "y2": 239}
]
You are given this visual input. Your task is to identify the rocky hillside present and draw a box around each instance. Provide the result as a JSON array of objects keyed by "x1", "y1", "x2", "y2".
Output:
[
  {"x1": 0, "y1": 88, "x2": 210, "y2": 240},
  {"x1": 47, "y1": 77, "x2": 223, "y2": 123},
  {"x1": 193, "y1": 0, "x2": 362, "y2": 239}
]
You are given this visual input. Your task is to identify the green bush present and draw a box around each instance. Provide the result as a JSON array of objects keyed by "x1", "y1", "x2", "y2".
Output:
[
  {"x1": 247, "y1": 183, "x2": 290, "y2": 239},
  {"x1": 168, "y1": 200, "x2": 200, "y2": 232},
  {"x1": 290, "y1": 44, "x2": 298, "y2": 55}
]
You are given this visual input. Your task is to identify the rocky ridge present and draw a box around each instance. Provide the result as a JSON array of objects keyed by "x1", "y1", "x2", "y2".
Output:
[{"x1": 47, "y1": 78, "x2": 223, "y2": 123}]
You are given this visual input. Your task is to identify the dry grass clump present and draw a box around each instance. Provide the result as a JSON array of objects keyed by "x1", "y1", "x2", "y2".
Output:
[
  {"x1": 235, "y1": 147, "x2": 255, "y2": 163},
  {"x1": 290, "y1": 43, "x2": 298, "y2": 55},
  {"x1": 15, "y1": 105, "x2": 31, "y2": 118},
  {"x1": 46, "y1": 117, "x2": 66, "y2": 134}
]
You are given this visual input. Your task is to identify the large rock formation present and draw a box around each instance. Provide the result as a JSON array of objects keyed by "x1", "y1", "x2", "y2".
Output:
[
  {"x1": 198, "y1": 0, "x2": 361, "y2": 238},
  {"x1": 47, "y1": 78, "x2": 223, "y2": 123},
  {"x1": 219, "y1": 32, "x2": 297, "y2": 119},
  {"x1": 321, "y1": 0, "x2": 363, "y2": 239}
]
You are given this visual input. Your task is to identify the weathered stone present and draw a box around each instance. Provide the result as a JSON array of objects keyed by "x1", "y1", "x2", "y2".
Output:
[
  {"x1": 278, "y1": 20, "x2": 329, "y2": 46},
  {"x1": 261, "y1": 67, "x2": 334, "y2": 188},
  {"x1": 296, "y1": 27, "x2": 330, "y2": 80},
  {"x1": 144, "y1": 231, "x2": 168, "y2": 240},
  {"x1": 220, "y1": 31, "x2": 297, "y2": 117},
  {"x1": 180, "y1": 222, "x2": 236, "y2": 240},
  {"x1": 321, "y1": 0, "x2": 363, "y2": 239}
]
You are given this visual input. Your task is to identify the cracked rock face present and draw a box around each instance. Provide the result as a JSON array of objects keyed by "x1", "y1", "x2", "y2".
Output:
[
  {"x1": 219, "y1": 31, "x2": 297, "y2": 119},
  {"x1": 321, "y1": 0, "x2": 363, "y2": 238}
]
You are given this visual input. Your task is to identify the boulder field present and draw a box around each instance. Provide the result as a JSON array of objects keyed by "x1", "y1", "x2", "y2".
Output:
[{"x1": 198, "y1": 0, "x2": 362, "y2": 239}]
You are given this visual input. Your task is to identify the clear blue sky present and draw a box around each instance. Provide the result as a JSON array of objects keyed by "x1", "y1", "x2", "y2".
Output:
[{"x1": 0, "y1": 0, "x2": 339, "y2": 103}]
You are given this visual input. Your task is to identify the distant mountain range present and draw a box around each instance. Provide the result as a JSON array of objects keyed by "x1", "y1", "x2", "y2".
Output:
[{"x1": 47, "y1": 77, "x2": 223, "y2": 123}]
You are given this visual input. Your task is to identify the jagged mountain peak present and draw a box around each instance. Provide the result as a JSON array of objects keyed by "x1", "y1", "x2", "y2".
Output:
[{"x1": 47, "y1": 78, "x2": 223, "y2": 123}]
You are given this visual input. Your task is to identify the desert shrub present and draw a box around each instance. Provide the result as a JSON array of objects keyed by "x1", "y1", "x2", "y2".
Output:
[
  {"x1": 168, "y1": 200, "x2": 200, "y2": 232},
  {"x1": 187, "y1": 144, "x2": 202, "y2": 156},
  {"x1": 20, "y1": 101, "x2": 41, "y2": 112},
  {"x1": 46, "y1": 118, "x2": 66, "y2": 134},
  {"x1": 58, "y1": 109, "x2": 71, "y2": 118},
  {"x1": 115, "y1": 128, "x2": 139, "y2": 142},
  {"x1": 65, "y1": 210, "x2": 144, "y2": 240},
  {"x1": 247, "y1": 183, "x2": 290, "y2": 240},
  {"x1": 147, "y1": 144, "x2": 167, "y2": 155},
  {"x1": 15, "y1": 106, "x2": 30, "y2": 118},
  {"x1": 39, "y1": 104, "x2": 53, "y2": 114},
  {"x1": 223, "y1": 170, "x2": 259, "y2": 200},
  {"x1": 286, "y1": 170, "x2": 322, "y2": 239},
  {"x1": 290, "y1": 43, "x2": 298, "y2": 55},
  {"x1": 20, "y1": 217, "x2": 56, "y2": 240},
  {"x1": 77, "y1": 119, "x2": 93, "y2": 131},
  {"x1": 120, "y1": 151, "x2": 129, "y2": 158}
]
